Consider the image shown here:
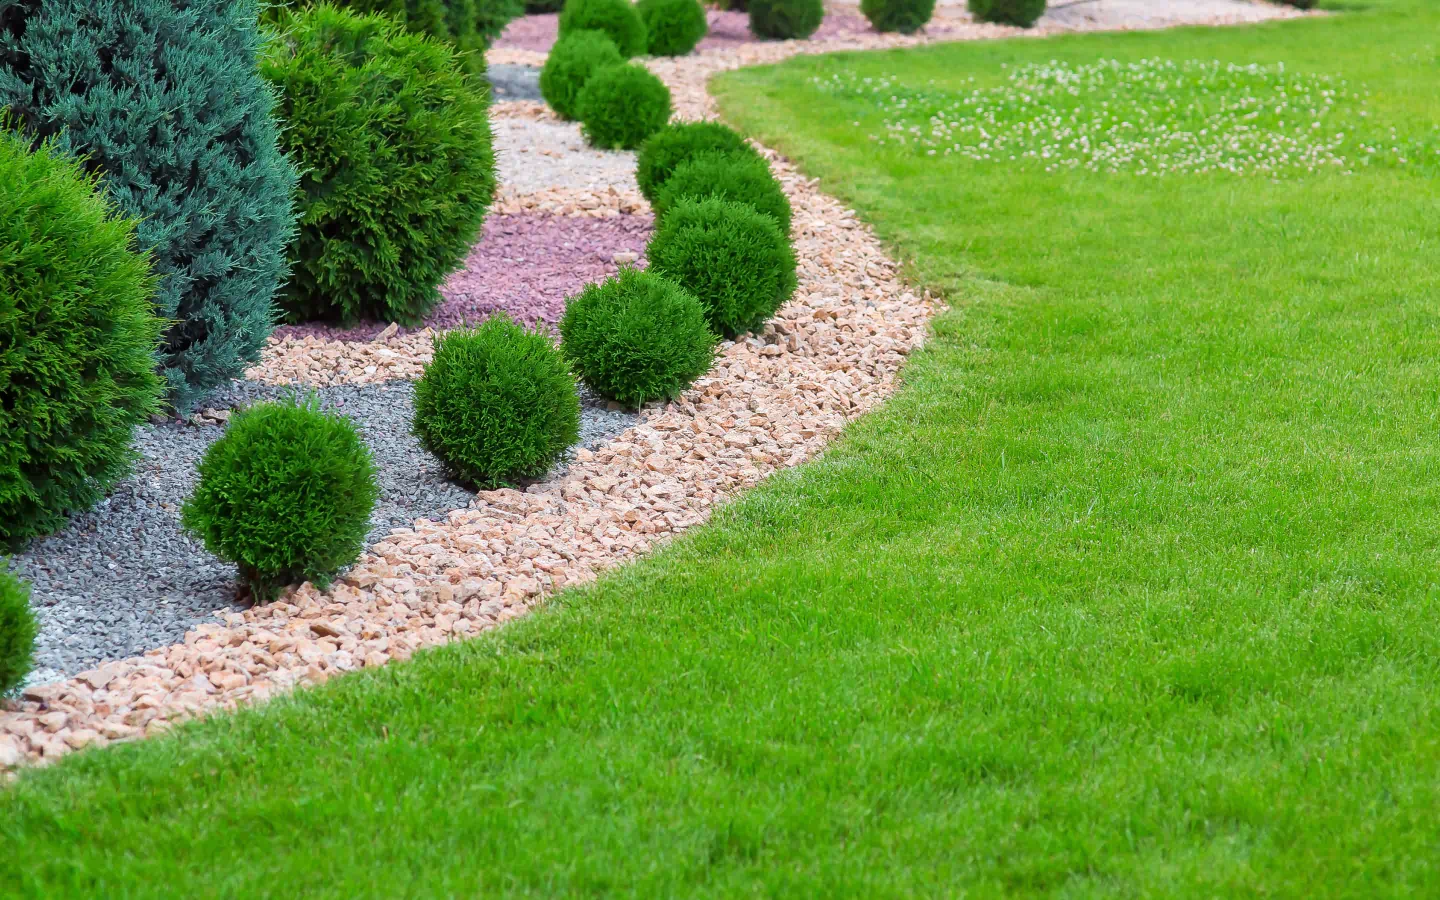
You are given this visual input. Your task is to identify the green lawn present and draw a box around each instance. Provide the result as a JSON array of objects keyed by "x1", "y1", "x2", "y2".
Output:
[{"x1": 5, "y1": 2, "x2": 1440, "y2": 895}]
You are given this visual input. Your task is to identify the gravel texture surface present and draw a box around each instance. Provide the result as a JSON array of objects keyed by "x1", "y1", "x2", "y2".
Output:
[
  {"x1": 487, "y1": 63, "x2": 543, "y2": 101},
  {"x1": 274, "y1": 213, "x2": 651, "y2": 343},
  {"x1": 494, "y1": 117, "x2": 640, "y2": 194},
  {"x1": 11, "y1": 381, "x2": 635, "y2": 684}
]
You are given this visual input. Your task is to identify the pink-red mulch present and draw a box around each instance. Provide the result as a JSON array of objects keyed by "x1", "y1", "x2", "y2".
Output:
[
  {"x1": 273, "y1": 212, "x2": 652, "y2": 342},
  {"x1": 494, "y1": 8, "x2": 878, "y2": 54}
]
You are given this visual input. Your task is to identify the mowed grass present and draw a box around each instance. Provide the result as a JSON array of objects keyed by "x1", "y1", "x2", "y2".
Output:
[{"x1": 5, "y1": 2, "x2": 1440, "y2": 895}]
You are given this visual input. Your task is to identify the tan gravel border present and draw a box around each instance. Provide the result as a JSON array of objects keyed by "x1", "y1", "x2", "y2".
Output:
[{"x1": 0, "y1": 1, "x2": 1310, "y2": 776}]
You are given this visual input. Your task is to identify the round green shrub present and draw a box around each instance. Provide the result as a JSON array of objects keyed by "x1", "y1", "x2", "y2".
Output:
[
  {"x1": 638, "y1": 0, "x2": 707, "y2": 56},
  {"x1": 646, "y1": 197, "x2": 797, "y2": 337},
  {"x1": 560, "y1": 268, "x2": 716, "y2": 407},
  {"x1": 0, "y1": 565, "x2": 38, "y2": 696},
  {"x1": 748, "y1": 0, "x2": 823, "y2": 39},
  {"x1": 527, "y1": 0, "x2": 564, "y2": 11},
  {"x1": 654, "y1": 149, "x2": 792, "y2": 234},
  {"x1": 558, "y1": 0, "x2": 648, "y2": 58},
  {"x1": 636, "y1": 121, "x2": 760, "y2": 204},
  {"x1": 0, "y1": 0, "x2": 298, "y2": 413},
  {"x1": 0, "y1": 136, "x2": 164, "y2": 546},
  {"x1": 182, "y1": 396, "x2": 379, "y2": 603},
  {"x1": 966, "y1": 0, "x2": 1045, "y2": 27},
  {"x1": 540, "y1": 30, "x2": 624, "y2": 120},
  {"x1": 577, "y1": 64, "x2": 674, "y2": 150},
  {"x1": 860, "y1": 0, "x2": 935, "y2": 33},
  {"x1": 262, "y1": 6, "x2": 497, "y2": 327},
  {"x1": 285, "y1": 0, "x2": 519, "y2": 74},
  {"x1": 413, "y1": 317, "x2": 581, "y2": 488}
]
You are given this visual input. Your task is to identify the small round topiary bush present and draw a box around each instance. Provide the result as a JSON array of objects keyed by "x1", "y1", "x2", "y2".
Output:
[
  {"x1": 654, "y1": 149, "x2": 792, "y2": 234},
  {"x1": 413, "y1": 317, "x2": 581, "y2": 488},
  {"x1": 0, "y1": 565, "x2": 38, "y2": 696},
  {"x1": 646, "y1": 197, "x2": 797, "y2": 337},
  {"x1": 183, "y1": 396, "x2": 379, "y2": 603},
  {"x1": 860, "y1": 0, "x2": 935, "y2": 34},
  {"x1": 967, "y1": 0, "x2": 1045, "y2": 27},
  {"x1": 638, "y1": 0, "x2": 707, "y2": 56},
  {"x1": 577, "y1": 64, "x2": 674, "y2": 150},
  {"x1": 635, "y1": 121, "x2": 761, "y2": 203},
  {"x1": 540, "y1": 29, "x2": 624, "y2": 120},
  {"x1": 558, "y1": 0, "x2": 648, "y2": 58},
  {"x1": 527, "y1": 0, "x2": 564, "y2": 10},
  {"x1": 262, "y1": 6, "x2": 496, "y2": 326},
  {"x1": 748, "y1": 0, "x2": 823, "y2": 39},
  {"x1": 561, "y1": 268, "x2": 716, "y2": 407},
  {"x1": 0, "y1": 136, "x2": 164, "y2": 547}
]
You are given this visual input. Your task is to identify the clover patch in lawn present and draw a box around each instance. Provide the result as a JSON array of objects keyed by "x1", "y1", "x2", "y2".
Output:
[{"x1": 813, "y1": 58, "x2": 1430, "y2": 177}]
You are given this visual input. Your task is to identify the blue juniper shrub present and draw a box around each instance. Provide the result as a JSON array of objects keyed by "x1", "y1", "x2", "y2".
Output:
[
  {"x1": 182, "y1": 396, "x2": 380, "y2": 604},
  {"x1": 0, "y1": 0, "x2": 297, "y2": 414},
  {"x1": 560, "y1": 267, "x2": 717, "y2": 407},
  {"x1": 262, "y1": 5, "x2": 497, "y2": 327},
  {"x1": 541, "y1": 29, "x2": 625, "y2": 120},
  {"x1": 0, "y1": 135, "x2": 164, "y2": 546},
  {"x1": 413, "y1": 317, "x2": 581, "y2": 489}
]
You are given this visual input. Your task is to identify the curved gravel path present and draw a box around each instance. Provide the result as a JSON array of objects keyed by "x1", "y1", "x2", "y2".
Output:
[{"x1": 1, "y1": 0, "x2": 1311, "y2": 775}]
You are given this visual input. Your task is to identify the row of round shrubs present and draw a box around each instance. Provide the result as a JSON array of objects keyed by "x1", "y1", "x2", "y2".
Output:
[
  {"x1": 559, "y1": 0, "x2": 707, "y2": 59},
  {"x1": 1, "y1": 2, "x2": 501, "y2": 548}
]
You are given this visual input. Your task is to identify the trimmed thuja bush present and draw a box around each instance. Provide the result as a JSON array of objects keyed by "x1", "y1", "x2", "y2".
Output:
[
  {"x1": 0, "y1": 0, "x2": 297, "y2": 413},
  {"x1": 183, "y1": 397, "x2": 379, "y2": 603},
  {"x1": 414, "y1": 317, "x2": 580, "y2": 488},
  {"x1": 263, "y1": 6, "x2": 496, "y2": 327},
  {"x1": 561, "y1": 268, "x2": 716, "y2": 407},
  {"x1": 655, "y1": 149, "x2": 792, "y2": 233},
  {"x1": 638, "y1": 0, "x2": 706, "y2": 56},
  {"x1": 285, "y1": 0, "x2": 516, "y2": 73},
  {"x1": 0, "y1": 564, "x2": 37, "y2": 696},
  {"x1": 0, "y1": 136, "x2": 164, "y2": 546},
  {"x1": 578, "y1": 63, "x2": 673, "y2": 150},
  {"x1": 541, "y1": 30, "x2": 624, "y2": 120},
  {"x1": 636, "y1": 121, "x2": 759, "y2": 203},
  {"x1": 861, "y1": 0, "x2": 934, "y2": 34},
  {"x1": 646, "y1": 197, "x2": 797, "y2": 337},
  {"x1": 748, "y1": 0, "x2": 823, "y2": 39},
  {"x1": 967, "y1": 0, "x2": 1044, "y2": 27},
  {"x1": 558, "y1": 0, "x2": 648, "y2": 58}
]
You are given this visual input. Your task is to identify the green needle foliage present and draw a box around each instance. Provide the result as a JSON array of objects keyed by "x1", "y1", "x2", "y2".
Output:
[
  {"x1": 577, "y1": 63, "x2": 673, "y2": 150},
  {"x1": 413, "y1": 317, "x2": 580, "y2": 488},
  {"x1": 653, "y1": 148, "x2": 792, "y2": 232},
  {"x1": 0, "y1": 564, "x2": 37, "y2": 696},
  {"x1": 637, "y1": 0, "x2": 707, "y2": 56},
  {"x1": 285, "y1": 0, "x2": 521, "y2": 72},
  {"x1": 967, "y1": 0, "x2": 1045, "y2": 27},
  {"x1": 0, "y1": 0, "x2": 297, "y2": 414},
  {"x1": 263, "y1": 5, "x2": 497, "y2": 327},
  {"x1": 748, "y1": 0, "x2": 823, "y2": 39},
  {"x1": 0, "y1": 135, "x2": 163, "y2": 546},
  {"x1": 540, "y1": 30, "x2": 624, "y2": 120},
  {"x1": 860, "y1": 0, "x2": 935, "y2": 34},
  {"x1": 183, "y1": 396, "x2": 379, "y2": 604},
  {"x1": 560, "y1": 267, "x2": 717, "y2": 406},
  {"x1": 646, "y1": 196, "x2": 797, "y2": 337},
  {"x1": 557, "y1": 0, "x2": 648, "y2": 57},
  {"x1": 636, "y1": 120, "x2": 761, "y2": 203}
]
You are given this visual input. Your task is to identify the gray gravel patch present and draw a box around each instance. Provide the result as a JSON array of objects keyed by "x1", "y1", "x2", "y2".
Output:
[
  {"x1": 494, "y1": 117, "x2": 639, "y2": 194},
  {"x1": 11, "y1": 380, "x2": 636, "y2": 684},
  {"x1": 489, "y1": 63, "x2": 543, "y2": 102}
]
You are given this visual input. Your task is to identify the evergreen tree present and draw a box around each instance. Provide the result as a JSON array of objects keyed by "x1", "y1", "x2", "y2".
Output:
[{"x1": 0, "y1": 0, "x2": 297, "y2": 412}]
